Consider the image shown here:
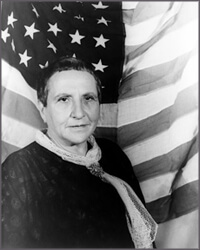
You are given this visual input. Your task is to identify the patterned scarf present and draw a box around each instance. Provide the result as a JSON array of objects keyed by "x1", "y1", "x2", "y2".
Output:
[{"x1": 36, "y1": 130, "x2": 157, "y2": 248}]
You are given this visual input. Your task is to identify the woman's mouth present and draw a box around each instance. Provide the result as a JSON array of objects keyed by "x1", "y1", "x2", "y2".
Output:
[{"x1": 69, "y1": 124, "x2": 90, "y2": 129}]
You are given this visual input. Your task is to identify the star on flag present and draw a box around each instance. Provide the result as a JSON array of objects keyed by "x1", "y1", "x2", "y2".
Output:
[
  {"x1": 11, "y1": 39, "x2": 15, "y2": 52},
  {"x1": 48, "y1": 23, "x2": 62, "y2": 36},
  {"x1": 47, "y1": 40, "x2": 57, "y2": 53},
  {"x1": 69, "y1": 30, "x2": 85, "y2": 45},
  {"x1": 92, "y1": 59, "x2": 108, "y2": 72},
  {"x1": 19, "y1": 50, "x2": 32, "y2": 67},
  {"x1": 39, "y1": 61, "x2": 49, "y2": 69},
  {"x1": 2, "y1": 28, "x2": 10, "y2": 43},
  {"x1": 74, "y1": 15, "x2": 84, "y2": 21},
  {"x1": 93, "y1": 34, "x2": 109, "y2": 48},
  {"x1": 32, "y1": 4, "x2": 39, "y2": 18},
  {"x1": 7, "y1": 12, "x2": 18, "y2": 28},
  {"x1": 24, "y1": 23, "x2": 39, "y2": 39},
  {"x1": 97, "y1": 17, "x2": 110, "y2": 26},
  {"x1": 92, "y1": 2, "x2": 109, "y2": 9},
  {"x1": 53, "y1": 4, "x2": 66, "y2": 13}
]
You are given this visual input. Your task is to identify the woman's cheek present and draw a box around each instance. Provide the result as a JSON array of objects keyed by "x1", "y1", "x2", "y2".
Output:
[{"x1": 92, "y1": 106, "x2": 100, "y2": 122}]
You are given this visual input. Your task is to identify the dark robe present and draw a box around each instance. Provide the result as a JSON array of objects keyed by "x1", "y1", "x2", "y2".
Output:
[{"x1": 2, "y1": 137, "x2": 145, "y2": 248}]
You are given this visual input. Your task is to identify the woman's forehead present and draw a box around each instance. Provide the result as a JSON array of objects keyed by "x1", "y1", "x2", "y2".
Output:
[{"x1": 47, "y1": 70, "x2": 98, "y2": 94}]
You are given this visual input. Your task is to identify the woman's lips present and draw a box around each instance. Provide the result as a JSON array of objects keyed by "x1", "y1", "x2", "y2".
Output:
[{"x1": 70, "y1": 124, "x2": 89, "y2": 127}]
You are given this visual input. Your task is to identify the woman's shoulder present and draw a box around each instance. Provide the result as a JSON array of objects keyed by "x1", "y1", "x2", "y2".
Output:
[
  {"x1": 2, "y1": 142, "x2": 46, "y2": 173},
  {"x1": 2, "y1": 143, "x2": 39, "y2": 186},
  {"x1": 95, "y1": 137, "x2": 131, "y2": 172},
  {"x1": 3, "y1": 142, "x2": 40, "y2": 162},
  {"x1": 95, "y1": 137, "x2": 122, "y2": 152},
  {"x1": 95, "y1": 137, "x2": 129, "y2": 162}
]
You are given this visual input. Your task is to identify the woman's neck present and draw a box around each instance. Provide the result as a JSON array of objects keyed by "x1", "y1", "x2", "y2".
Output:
[{"x1": 46, "y1": 133, "x2": 88, "y2": 156}]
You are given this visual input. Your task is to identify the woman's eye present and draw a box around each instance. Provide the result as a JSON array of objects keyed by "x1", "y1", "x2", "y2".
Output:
[
  {"x1": 58, "y1": 97, "x2": 70, "y2": 102},
  {"x1": 84, "y1": 96, "x2": 96, "y2": 102}
]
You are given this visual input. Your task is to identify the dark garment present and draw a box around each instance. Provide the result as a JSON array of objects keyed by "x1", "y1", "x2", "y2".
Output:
[{"x1": 2, "y1": 138, "x2": 145, "y2": 248}]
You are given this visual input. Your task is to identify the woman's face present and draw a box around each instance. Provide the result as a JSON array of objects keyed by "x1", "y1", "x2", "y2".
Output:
[{"x1": 39, "y1": 70, "x2": 100, "y2": 148}]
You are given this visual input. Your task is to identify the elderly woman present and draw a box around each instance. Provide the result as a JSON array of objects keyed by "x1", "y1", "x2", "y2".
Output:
[{"x1": 2, "y1": 57, "x2": 157, "y2": 248}]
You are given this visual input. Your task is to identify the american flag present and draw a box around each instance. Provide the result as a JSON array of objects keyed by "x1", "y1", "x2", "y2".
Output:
[{"x1": 1, "y1": 1, "x2": 199, "y2": 248}]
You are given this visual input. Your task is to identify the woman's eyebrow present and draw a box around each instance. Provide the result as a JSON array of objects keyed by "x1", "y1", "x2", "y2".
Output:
[
  {"x1": 53, "y1": 93, "x2": 71, "y2": 100},
  {"x1": 53, "y1": 92, "x2": 98, "y2": 99},
  {"x1": 83, "y1": 92, "x2": 98, "y2": 96},
  {"x1": 55, "y1": 93, "x2": 71, "y2": 97}
]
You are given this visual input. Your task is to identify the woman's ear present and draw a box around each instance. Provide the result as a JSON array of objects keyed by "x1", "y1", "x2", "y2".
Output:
[{"x1": 38, "y1": 101, "x2": 47, "y2": 123}]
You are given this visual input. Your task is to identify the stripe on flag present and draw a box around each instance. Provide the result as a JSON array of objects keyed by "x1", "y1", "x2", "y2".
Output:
[
  {"x1": 123, "y1": 110, "x2": 198, "y2": 166},
  {"x1": 133, "y1": 137, "x2": 198, "y2": 182},
  {"x1": 118, "y1": 83, "x2": 198, "y2": 148}
]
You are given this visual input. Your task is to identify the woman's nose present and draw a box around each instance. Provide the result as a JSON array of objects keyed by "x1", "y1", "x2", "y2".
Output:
[{"x1": 71, "y1": 100, "x2": 85, "y2": 119}]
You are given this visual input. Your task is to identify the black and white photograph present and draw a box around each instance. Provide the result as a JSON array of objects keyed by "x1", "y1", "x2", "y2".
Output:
[{"x1": 1, "y1": 1, "x2": 198, "y2": 248}]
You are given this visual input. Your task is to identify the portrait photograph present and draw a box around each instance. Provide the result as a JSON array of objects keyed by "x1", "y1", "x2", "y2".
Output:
[{"x1": 1, "y1": 1, "x2": 198, "y2": 248}]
